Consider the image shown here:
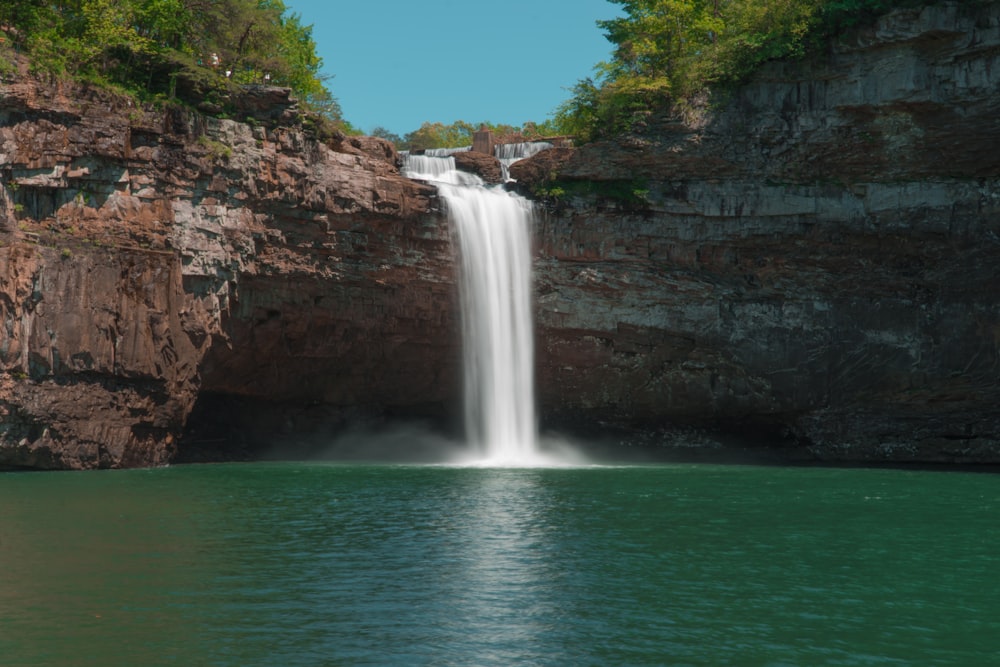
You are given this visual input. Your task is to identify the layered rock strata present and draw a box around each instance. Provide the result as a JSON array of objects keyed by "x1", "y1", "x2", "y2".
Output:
[
  {"x1": 515, "y1": 2, "x2": 1000, "y2": 462},
  {"x1": 3, "y1": 2, "x2": 999, "y2": 468},
  {"x1": 0, "y1": 67, "x2": 456, "y2": 469}
]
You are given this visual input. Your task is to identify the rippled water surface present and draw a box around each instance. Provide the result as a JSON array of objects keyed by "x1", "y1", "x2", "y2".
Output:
[{"x1": 1, "y1": 462, "x2": 998, "y2": 665}]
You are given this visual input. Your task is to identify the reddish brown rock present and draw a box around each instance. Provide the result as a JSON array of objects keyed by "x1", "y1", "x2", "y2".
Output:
[
  {"x1": 507, "y1": 147, "x2": 573, "y2": 187},
  {"x1": 0, "y1": 245, "x2": 202, "y2": 468},
  {"x1": 452, "y1": 150, "x2": 504, "y2": 184},
  {"x1": 334, "y1": 134, "x2": 400, "y2": 165},
  {"x1": 229, "y1": 84, "x2": 300, "y2": 124},
  {"x1": 0, "y1": 72, "x2": 456, "y2": 469}
]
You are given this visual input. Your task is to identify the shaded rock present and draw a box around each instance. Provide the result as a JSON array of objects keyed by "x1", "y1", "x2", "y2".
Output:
[
  {"x1": 452, "y1": 150, "x2": 504, "y2": 184},
  {"x1": 230, "y1": 85, "x2": 299, "y2": 124},
  {"x1": 530, "y1": 1, "x2": 1000, "y2": 463},
  {"x1": 507, "y1": 147, "x2": 574, "y2": 188},
  {"x1": 0, "y1": 74, "x2": 455, "y2": 470}
]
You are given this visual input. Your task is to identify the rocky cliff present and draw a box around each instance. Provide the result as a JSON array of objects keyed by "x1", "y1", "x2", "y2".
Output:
[
  {"x1": 0, "y1": 62, "x2": 458, "y2": 469},
  {"x1": 515, "y1": 1, "x2": 1000, "y2": 462},
  {"x1": 3, "y1": 1, "x2": 1000, "y2": 469}
]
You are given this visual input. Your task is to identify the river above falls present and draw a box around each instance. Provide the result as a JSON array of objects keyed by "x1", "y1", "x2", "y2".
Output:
[{"x1": 1, "y1": 461, "x2": 998, "y2": 665}]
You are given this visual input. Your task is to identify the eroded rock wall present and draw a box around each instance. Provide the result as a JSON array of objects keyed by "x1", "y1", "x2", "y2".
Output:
[
  {"x1": 518, "y1": 2, "x2": 1000, "y2": 461},
  {"x1": 4, "y1": 2, "x2": 1000, "y2": 468},
  {"x1": 0, "y1": 68, "x2": 457, "y2": 469}
]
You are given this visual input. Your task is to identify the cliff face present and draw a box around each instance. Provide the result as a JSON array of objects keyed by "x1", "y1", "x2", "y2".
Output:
[
  {"x1": 517, "y1": 2, "x2": 1000, "y2": 461},
  {"x1": 0, "y1": 68, "x2": 457, "y2": 469},
  {"x1": 3, "y1": 2, "x2": 999, "y2": 469}
]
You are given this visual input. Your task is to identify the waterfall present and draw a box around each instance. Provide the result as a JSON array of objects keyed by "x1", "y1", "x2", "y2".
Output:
[
  {"x1": 495, "y1": 141, "x2": 553, "y2": 182},
  {"x1": 403, "y1": 153, "x2": 538, "y2": 464},
  {"x1": 425, "y1": 146, "x2": 471, "y2": 157}
]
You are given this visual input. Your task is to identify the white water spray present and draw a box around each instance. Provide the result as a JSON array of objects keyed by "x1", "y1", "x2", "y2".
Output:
[{"x1": 404, "y1": 153, "x2": 539, "y2": 464}]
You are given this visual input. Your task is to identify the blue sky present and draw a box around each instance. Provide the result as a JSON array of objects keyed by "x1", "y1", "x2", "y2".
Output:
[{"x1": 285, "y1": 0, "x2": 623, "y2": 137}]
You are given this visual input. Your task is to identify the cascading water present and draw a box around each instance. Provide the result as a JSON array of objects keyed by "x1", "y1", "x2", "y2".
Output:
[
  {"x1": 403, "y1": 152, "x2": 539, "y2": 464},
  {"x1": 495, "y1": 141, "x2": 553, "y2": 182}
]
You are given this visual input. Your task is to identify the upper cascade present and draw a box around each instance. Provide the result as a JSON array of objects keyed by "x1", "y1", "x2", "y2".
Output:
[
  {"x1": 494, "y1": 142, "x2": 554, "y2": 161},
  {"x1": 403, "y1": 141, "x2": 555, "y2": 183},
  {"x1": 495, "y1": 141, "x2": 553, "y2": 181},
  {"x1": 402, "y1": 154, "x2": 483, "y2": 186},
  {"x1": 402, "y1": 154, "x2": 462, "y2": 182},
  {"x1": 425, "y1": 147, "x2": 472, "y2": 157},
  {"x1": 493, "y1": 141, "x2": 552, "y2": 181}
]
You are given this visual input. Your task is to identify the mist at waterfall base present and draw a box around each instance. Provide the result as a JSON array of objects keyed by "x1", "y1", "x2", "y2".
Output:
[
  {"x1": 315, "y1": 146, "x2": 581, "y2": 468},
  {"x1": 288, "y1": 146, "x2": 711, "y2": 467},
  {"x1": 9, "y1": 158, "x2": 998, "y2": 667}
]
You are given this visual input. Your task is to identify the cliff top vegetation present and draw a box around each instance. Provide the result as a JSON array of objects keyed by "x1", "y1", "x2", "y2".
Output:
[
  {"x1": 554, "y1": 0, "x2": 990, "y2": 142},
  {"x1": 352, "y1": 0, "x2": 986, "y2": 150},
  {"x1": 373, "y1": 120, "x2": 567, "y2": 153},
  {"x1": 0, "y1": 0, "x2": 349, "y2": 128}
]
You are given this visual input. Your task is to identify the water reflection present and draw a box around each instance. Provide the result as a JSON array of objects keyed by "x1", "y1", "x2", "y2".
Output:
[
  {"x1": 0, "y1": 465, "x2": 590, "y2": 665},
  {"x1": 436, "y1": 470, "x2": 559, "y2": 662}
]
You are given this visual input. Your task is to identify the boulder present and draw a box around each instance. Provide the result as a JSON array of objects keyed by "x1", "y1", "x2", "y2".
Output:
[{"x1": 453, "y1": 150, "x2": 504, "y2": 184}]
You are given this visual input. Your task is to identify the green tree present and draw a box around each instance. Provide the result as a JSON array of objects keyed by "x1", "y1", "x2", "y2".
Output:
[
  {"x1": 370, "y1": 126, "x2": 403, "y2": 146},
  {"x1": 397, "y1": 119, "x2": 564, "y2": 151},
  {"x1": 0, "y1": 1, "x2": 54, "y2": 47},
  {"x1": 402, "y1": 120, "x2": 477, "y2": 151},
  {"x1": 2, "y1": 0, "x2": 347, "y2": 125},
  {"x1": 134, "y1": 0, "x2": 190, "y2": 49},
  {"x1": 555, "y1": 0, "x2": 946, "y2": 142}
]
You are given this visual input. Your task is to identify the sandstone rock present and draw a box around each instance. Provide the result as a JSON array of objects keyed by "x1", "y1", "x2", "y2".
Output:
[
  {"x1": 0, "y1": 74, "x2": 455, "y2": 469},
  {"x1": 507, "y1": 147, "x2": 573, "y2": 188},
  {"x1": 334, "y1": 134, "x2": 399, "y2": 166},
  {"x1": 452, "y1": 150, "x2": 504, "y2": 184},
  {"x1": 229, "y1": 85, "x2": 298, "y2": 124},
  {"x1": 529, "y1": 1, "x2": 1000, "y2": 463},
  {"x1": 0, "y1": 245, "x2": 201, "y2": 468}
]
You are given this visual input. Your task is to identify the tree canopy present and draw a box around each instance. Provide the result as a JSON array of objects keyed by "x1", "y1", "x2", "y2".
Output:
[
  {"x1": 379, "y1": 119, "x2": 564, "y2": 152},
  {"x1": 554, "y1": 0, "x2": 957, "y2": 141},
  {"x1": 0, "y1": 0, "x2": 345, "y2": 123}
]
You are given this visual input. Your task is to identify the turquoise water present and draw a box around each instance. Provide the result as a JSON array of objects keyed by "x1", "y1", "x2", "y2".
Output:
[{"x1": 1, "y1": 462, "x2": 998, "y2": 666}]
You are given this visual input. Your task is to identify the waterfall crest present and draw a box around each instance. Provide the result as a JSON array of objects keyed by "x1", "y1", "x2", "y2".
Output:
[
  {"x1": 495, "y1": 141, "x2": 552, "y2": 182},
  {"x1": 403, "y1": 153, "x2": 538, "y2": 464}
]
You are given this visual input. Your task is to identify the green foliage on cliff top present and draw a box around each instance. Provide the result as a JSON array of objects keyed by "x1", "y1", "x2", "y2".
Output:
[
  {"x1": 0, "y1": 0, "x2": 348, "y2": 126},
  {"x1": 555, "y1": 0, "x2": 974, "y2": 141},
  {"x1": 371, "y1": 119, "x2": 565, "y2": 151}
]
